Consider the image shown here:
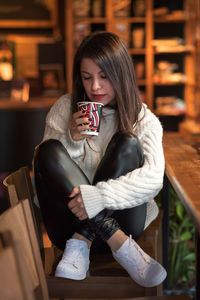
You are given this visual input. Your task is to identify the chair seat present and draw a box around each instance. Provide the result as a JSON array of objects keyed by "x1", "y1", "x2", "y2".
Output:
[{"x1": 46, "y1": 275, "x2": 158, "y2": 299}]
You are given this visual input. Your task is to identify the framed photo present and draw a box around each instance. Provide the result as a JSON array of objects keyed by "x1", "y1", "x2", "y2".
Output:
[
  {"x1": 0, "y1": 0, "x2": 58, "y2": 28},
  {"x1": 39, "y1": 64, "x2": 65, "y2": 97}
]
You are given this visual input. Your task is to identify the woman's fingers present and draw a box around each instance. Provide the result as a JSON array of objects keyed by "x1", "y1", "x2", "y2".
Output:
[
  {"x1": 69, "y1": 111, "x2": 91, "y2": 141},
  {"x1": 73, "y1": 111, "x2": 90, "y2": 126},
  {"x1": 68, "y1": 190, "x2": 88, "y2": 220},
  {"x1": 69, "y1": 186, "x2": 80, "y2": 198}
]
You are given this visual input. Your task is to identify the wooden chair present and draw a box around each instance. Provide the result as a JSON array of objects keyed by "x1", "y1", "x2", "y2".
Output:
[
  {"x1": 3, "y1": 166, "x2": 44, "y2": 252},
  {"x1": 0, "y1": 199, "x2": 49, "y2": 300},
  {"x1": 2, "y1": 166, "x2": 163, "y2": 298}
]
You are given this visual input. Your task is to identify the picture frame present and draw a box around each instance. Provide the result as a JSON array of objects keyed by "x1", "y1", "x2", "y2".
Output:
[
  {"x1": 39, "y1": 64, "x2": 65, "y2": 97},
  {"x1": 0, "y1": 0, "x2": 58, "y2": 28}
]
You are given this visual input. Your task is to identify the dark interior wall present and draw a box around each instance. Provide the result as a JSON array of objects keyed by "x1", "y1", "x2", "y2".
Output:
[
  {"x1": 0, "y1": 107, "x2": 49, "y2": 213},
  {"x1": 0, "y1": 108, "x2": 48, "y2": 174}
]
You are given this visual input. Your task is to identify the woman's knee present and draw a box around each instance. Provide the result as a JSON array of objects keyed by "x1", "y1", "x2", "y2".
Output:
[
  {"x1": 34, "y1": 139, "x2": 68, "y2": 170},
  {"x1": 34, "y1": 139, "x2": 90, "y2": 198},
  {"x1": 93, "y1": 131, "x2": 144, "y2": 183}
]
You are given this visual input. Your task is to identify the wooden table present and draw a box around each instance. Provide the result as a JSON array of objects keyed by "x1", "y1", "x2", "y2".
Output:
[{"x1": 163, "y1": 133, "x2": 200, "y2": 300}]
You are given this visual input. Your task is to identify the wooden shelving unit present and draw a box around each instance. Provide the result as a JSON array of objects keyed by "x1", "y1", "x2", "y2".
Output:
[{"x1": 65, "y1": 0, "x2": 198, "y2": 130}]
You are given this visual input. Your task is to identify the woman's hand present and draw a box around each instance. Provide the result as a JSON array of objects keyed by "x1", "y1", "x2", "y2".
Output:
[
  {"x1": 69, "y1": 110, "x2": 91, "y2": 141},
  {"x1": 68, "y1": 187, "x2": 88, "y2": 220}
]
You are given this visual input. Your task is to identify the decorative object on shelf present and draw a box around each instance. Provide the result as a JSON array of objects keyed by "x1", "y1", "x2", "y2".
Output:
[
  {"x1": 74, "y1": 23, "x2": 91, "y2": 49},
  {"x1": 0, "y1": 40, "x2": 14, "y2": 81},
  {"x1": 152, "y1": 37, "x2": 185, "y2": 52},
  {"x1": 155, "y1": 96, "x2": 186, "y2": 116},
  {"x1": 132, "y1": 27, "x2": 145, "y2": 48},
  {"x1": 73, "y1": 0, "x2": 90, "y2": 17},
  {"x1": 113, "y1": 0, "x2": 131, "y2": 17},
  {"x1": 153, "y1": 7, "x2": 169, "y2": 17},
  {"x1": 153, "y1": 60, "x2": 186, "y2": 84},
  {"x1": 135, "y1": 61, "x2": 145, "y2": 79},
  {"x1": 133, "y1": 0, "x2": 146, "y2": 17},
  {"x1": 0, "y1": 62, "x2": 13, "y2": 81},
  {"x1": 114, "y1": 23, "x2": 130, "y2": 47},
  {"x1": 39, "y1": 64, "x2": 65, "y2": 97},
  {"x1": 92, "y1": 0, "x2": 104, "y2": 17},
  {"x1": 10, "y1": 79, "x2": 30, "y2": 102}
]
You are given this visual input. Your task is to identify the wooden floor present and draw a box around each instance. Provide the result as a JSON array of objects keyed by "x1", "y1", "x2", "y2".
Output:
[{"x1": 64, "y1": 297, "x2": 190, "y2": 300}]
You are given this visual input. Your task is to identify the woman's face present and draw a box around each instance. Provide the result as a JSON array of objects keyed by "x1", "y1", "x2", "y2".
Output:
[{"x1": 80, "y1": 58, "x2": 115, "y2": 106}]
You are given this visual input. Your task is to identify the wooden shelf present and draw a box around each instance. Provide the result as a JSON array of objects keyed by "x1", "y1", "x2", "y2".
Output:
[
  {"x1": 154, "y1": 15, "x2": 186, "y2": 23},
  {"x1": 129, "y1": 48, "x2": 146, "y2": 55},
  {"x1": 113, "y1": 17, "x2": 146, "y2": 23},
  {"x1": 73, "y1": 17, "x2": 107, "y2": 23},
  {"x1": 0, "y1": 0, "x2": 58, "y2": 29},
  {"x1": 65, "y1": 0, "x2": 197, "y2": 124},
  {"x1": 155, "y1": 111, "x2": 186, "y2": 116},
  {"x1": 154, "y1": 45, "x2": 195, "y2": 54},
  {"x1": 153, "y1": 81, "x2": 186, "y2": 86},
  {"x1": 137, "y1": 79, "x2": 147, "y2": 86}
]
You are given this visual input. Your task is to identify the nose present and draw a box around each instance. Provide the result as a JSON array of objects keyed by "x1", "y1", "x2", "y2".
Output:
[{"x1": 91, "y1": 78, "x2": 101, "y2": 91}]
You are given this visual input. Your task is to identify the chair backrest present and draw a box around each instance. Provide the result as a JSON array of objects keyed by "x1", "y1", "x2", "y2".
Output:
[
  {"x1": 0, "y1": 199, "x2": 49, "y2": 300},
  {"x1": 0, "y1": 232, "x2": 36, "y2": 300},
  {"x1": 3, "y1": 166, "x2": 44, "y2": 254},
  {"x1": 3, "y1": 166, "x2": 34, "y2": 205}
]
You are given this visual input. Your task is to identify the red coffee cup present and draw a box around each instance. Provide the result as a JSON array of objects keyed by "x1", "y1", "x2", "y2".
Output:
[{"x1": 77, "y1": 101, "x2": 104, "y2": 136}]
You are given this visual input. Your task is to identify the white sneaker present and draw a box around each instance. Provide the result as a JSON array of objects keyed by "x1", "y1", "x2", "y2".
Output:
[
  {"x1": 112, "y1": 236, "x2": 167, "y2": 287},
  {"x1": 55, "y1": 239, "x2": 90, "y2": 280}
]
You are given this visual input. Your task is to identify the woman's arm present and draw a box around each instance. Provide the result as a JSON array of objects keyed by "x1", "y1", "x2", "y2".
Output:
[
  {"x1": 41, "y1": 94, "x2": 86, "y2": 160},
  {"x1": 80, "y1": 114, "x2": 165, "y2": 219}
]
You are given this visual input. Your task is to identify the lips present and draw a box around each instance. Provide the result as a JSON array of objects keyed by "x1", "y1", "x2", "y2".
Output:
[{"x1": 92, "y1": 94, "x2": 105, "y2": 100}]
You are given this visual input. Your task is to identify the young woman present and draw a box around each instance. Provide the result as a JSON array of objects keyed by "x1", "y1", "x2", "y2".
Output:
[{"x1": 34, "y1": 31, "x2": 166, "y2": 287}]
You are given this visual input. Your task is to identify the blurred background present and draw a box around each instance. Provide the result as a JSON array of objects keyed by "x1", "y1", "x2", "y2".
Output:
[{"x1": 0, "y1": 0, "x2": 199, "y2": 294}]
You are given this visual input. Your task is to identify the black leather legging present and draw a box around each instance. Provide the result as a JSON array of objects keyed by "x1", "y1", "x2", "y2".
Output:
[{"x1": 34, "y1": 131, "x2": 147, "y2": 252}]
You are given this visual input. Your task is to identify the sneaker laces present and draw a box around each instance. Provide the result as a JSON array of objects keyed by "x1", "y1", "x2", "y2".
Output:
[
  {"x1": 61, "y1": 245, "x2": 86, "y2": 269},
  {"x1": 129, "y1": 235, "x2": 151, "y2": 264},
  {"x1": 128, "y1": 235, "x2": 151, "y2": 279}
]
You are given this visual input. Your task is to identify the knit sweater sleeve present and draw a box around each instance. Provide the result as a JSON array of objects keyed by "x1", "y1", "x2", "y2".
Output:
[
  {"x1": 80, "y1": 110, "x2": 165, "y2": 219},
  {"x1": 42, "y1": 94, "x2": 85, "y2": 160}
]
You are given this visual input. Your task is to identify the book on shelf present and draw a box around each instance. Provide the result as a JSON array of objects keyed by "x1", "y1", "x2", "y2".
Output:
[{"x1": 152, "y1": 37, "x2": 184, "y2": 47}]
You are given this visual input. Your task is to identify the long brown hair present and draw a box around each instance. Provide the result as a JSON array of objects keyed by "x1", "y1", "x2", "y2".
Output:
[{"x1": 72, "y1": 31, "x2": 142, "y2": 133}]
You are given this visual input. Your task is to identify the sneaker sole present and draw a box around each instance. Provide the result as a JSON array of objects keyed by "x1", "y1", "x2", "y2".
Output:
[{"x1": 55, "y1": 270, "x2": 87, "y2": 280}]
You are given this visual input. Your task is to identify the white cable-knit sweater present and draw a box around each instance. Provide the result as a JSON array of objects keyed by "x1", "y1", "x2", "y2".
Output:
[{"x1": 41, "y1": 94, "x2": 165, "y2": 229}]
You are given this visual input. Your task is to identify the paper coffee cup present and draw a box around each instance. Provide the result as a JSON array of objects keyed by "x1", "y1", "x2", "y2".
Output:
[{"x1": 77, "y1": 101, "x2": 104, "y2": 135}]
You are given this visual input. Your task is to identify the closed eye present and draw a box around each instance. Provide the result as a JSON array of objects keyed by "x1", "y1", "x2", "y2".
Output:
[{"x1": 82, "y1": 77, "x2": 91, "y2": 80}]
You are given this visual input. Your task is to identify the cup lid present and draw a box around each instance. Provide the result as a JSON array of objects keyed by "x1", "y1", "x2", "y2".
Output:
[{"x1": 77, "y1": 101, "x2": 104, "y2": 106}]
